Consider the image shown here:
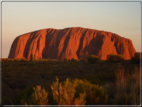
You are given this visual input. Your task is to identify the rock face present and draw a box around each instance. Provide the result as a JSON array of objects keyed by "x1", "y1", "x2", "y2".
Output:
[{"x1": 8, "y1": 27, "x2": 136, "y2": 60}]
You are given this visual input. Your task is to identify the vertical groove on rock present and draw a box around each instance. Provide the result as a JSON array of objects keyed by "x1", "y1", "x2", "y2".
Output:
[
  {"x1": 45, "y1": 29, "x2": 58, "y2": 58},
  {"x1": 23, "y1": 31, "x2": 37, "y2": 58},
  {"x1": 76, "y1": 29, "x2": 87, "y2": 58},
  {"x1": 59, "y1": 29, "x2": 72, "y2": 59},
  {"x1": 8, "y1": 27, "x2": 136, "y2": 60}
]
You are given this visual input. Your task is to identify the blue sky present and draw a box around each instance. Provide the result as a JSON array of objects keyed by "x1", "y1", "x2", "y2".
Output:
[{"x1": 2, "y1": 1, "x2": 141, "y2": 58}]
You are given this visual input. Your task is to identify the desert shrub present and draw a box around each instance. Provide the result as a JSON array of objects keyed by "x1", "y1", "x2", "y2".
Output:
[
  {"x1": 20, "y1": 85, "x2": 48, "y2": 105},
  {"x1": 107, "y1": 54, "x2": 124, "y2": 62},
  {"x1": 52, "y1": 59, "x2": 59, "y2": 62},
  {"x1": 79, "y1": 59, "x2": 88, "y2": 64},
  {"x1": 20, "y1": 58, "x2": 27, "y2": 62},
  {"x1": 129, "y1": 67, "x2": 140, "y2": 105},
  {"x1": 13, "y1": 58, "x2": 26, "y2": 62},
  {"x1": 51, "y1": 77, "x2": 86, "y2": 105},
  {"x1": 71, "y1": 58, "x2": 76, "y2": 62},
  {"x1": 40, "y1": 59, "x2": 49, "y2": 62},
  {"x1": 64, "y1": 58, "x2": 67, "y2": 61},
  {"x1": 131, "y1": 52, "x2": 140, "y2": 63},
  {"x1": 99, "y1": 71, "x2": 115, "y2": 83},
  {"x1": 1, "y1": 58, "x2": 5, "y2": 62},
  {"x1": 87, "y1": 55, "x2": 99, "y2": 64},
  {"x1": 8, "y1": 59, "x2": 14, "y2": 62},
  {"x1": 51, "y1": 77, "x2": 108, "y2": 105},
  {"x1": 28, "y1": 61, "x2": 36, "y2": 66},
  {"x1": 13, "y1": 59, "x2": 18, "y2": 62},
  {"x1": 114, "y1": 66, "x2": 140, "y2": 105},
  {"x1": 11, "y1": 86, "x2": 34, "y2": 104},
  {"x1": 2, "y1": 58, "x2": 14, "y2": 62},
  {"x1": 2, "y1": 58, "x2": 7, "y2": 62},
  {"x1": 74, "y1": 79, "x2": 108, "y2": 105},
  {"x1": 31, "y1": 85, "x2": 48, "y2": 105},
  {"x1": 70, "y1": 58, "x2": 79, "y2": 64},
  {"x1": 114, "y1": 66, "x2": 128, "y2": 104}
]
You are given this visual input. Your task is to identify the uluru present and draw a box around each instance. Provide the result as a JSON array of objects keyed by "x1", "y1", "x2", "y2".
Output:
[{"x1": 8, "y1": 27, "x2": 136, "y2": 60}]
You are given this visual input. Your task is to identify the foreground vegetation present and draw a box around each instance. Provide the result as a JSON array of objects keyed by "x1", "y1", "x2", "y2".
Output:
[{"x1": 2, "y1": 54, "x2": 141, "y2": 105}]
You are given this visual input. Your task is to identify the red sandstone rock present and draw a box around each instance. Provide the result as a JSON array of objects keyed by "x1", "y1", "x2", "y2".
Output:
[{"x1": 8, "y1": 27, "x2": 136, "y2": 60}]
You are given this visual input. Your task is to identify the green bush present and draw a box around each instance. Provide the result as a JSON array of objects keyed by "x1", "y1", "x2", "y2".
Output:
[
  {"x1": 51, "y1": 77, "x2": 86, "y2": 105},
  {"x1": 11, "y1": 86, "x2": 34, "y2": 105},
  {"x1": 51, "y1": 77, "x2": 108, "y2": 105},
  {"x1": 87, "y1": 55, "x2": 99, "y2": 64},
  {"x1": 74, "y1": 79, "x2": 108, "y2": 105},
  {"x1": 20, "y1": 58, "x2": 27, "y2": 62},
  {"x1": 79, "y1": 59, "x2": 88, "y2": 64},
  {"x1": 107, "y1": 54, "x2": 124, "y2": 62},
  {"x1": 21, "y1": 85, "x2": 48, "y2": 105},
  {"x1": 71, "y1": 58, "x2": 76, "y2": 62},
  {"x1": 64, "y1": 58, "x2": 67, "y2": 61},
  {"x1": 131, "y1": 52, "x2": 140, "y2": 63}
]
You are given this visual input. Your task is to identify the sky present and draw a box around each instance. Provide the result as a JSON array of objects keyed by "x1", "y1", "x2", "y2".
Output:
[{"x1": 1, "y1": 1, "x2": 141, "y2": 58}]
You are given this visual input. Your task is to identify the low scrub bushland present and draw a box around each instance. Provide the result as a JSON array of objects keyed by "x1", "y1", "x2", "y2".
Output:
[
  {"x1": 114, "y1": 66, "x2": 140, "y2": 105},
  {"x1": 13, "y1": 85, "x2": 48, "y2": 105},
  {"x1": 87, "y1": 55, "x2": 99, "y2": 64},
  {"x1": 131, "y1": 52, "x2": 140, "y2": 63},
  {"x1": 51, "y1": 77, "x2": 108, "y2": 105},
  {"x1": 107, "y1": 54, "x2": 124, "y2": 62},
  {"x1": 2, "y1": 58, "x2": 14, "y2": 62},
  {"x1": 74, "y1": 79, "x2": 108, "y2": 105},
  {"x1": 2, "y1": 57, "x2": 140, "y2": 105},
  {"x1": 12, "y1": 78, "x2": 108, "y2": 105},
  {"x1": 51, "y1": 77, "x2": 86, "y2": 105},
  {"x1": 79, "y1": 59, "x2": 88, "y2": 64},
  {"x1": 2, "y1": 58, "x2": 29, "y2": 62}
]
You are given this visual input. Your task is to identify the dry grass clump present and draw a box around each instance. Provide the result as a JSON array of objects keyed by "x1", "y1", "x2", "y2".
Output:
[
  {"x1": 31, "y1": 85, "x2": 48, "y2": 105},
  {"x1": 131, "y1": 52, "x2": 140, "y2": 63},
  {"x1": 107, "y1": 54, "x2": 124, "y2": 62},
  {"x1": 2, "y1": 58, "x2": 30, "y2": 62},
  {"x1": 114, "y1": 65, "x2": 140, "y2": 105},
  {"x1": 21, "y1": 85, "x2": 48, "y2": 105},
  {"x1": 2, "y1": 58, "x2": 14, "y2": 62},
  {"x1": 74, "y1": 79, "x2": 108, "y2": 105},
  {"x1": 51, "y1": 77, "x2": 108, "y2": 105},
  {"x1": 51, "y1": 77, "x2": 86, "y2": 105},
  {"x1": 87, "y1": 55, "x2": 99, "y2": 64}
]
